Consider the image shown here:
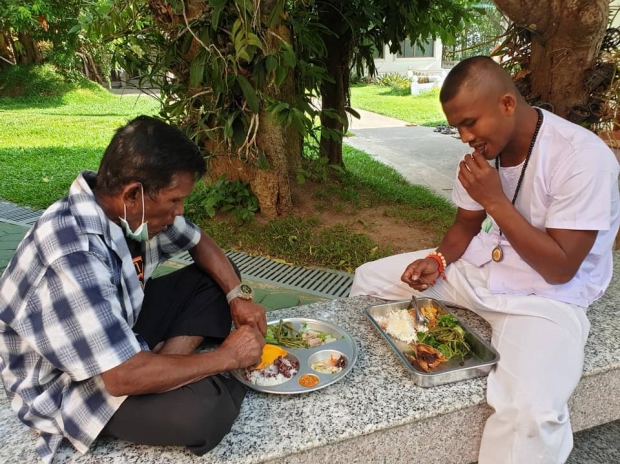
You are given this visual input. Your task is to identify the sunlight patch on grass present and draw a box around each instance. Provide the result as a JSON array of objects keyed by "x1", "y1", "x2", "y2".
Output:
[
  {"x1": 350, "y1": 85, "x2": 447, "y2": 127},
  {"x1": 0, "y1": 88, "x2": 160, "y2": 208}
]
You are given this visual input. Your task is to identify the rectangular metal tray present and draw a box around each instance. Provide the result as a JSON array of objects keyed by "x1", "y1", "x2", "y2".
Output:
[{"x1": 365, "y1": 298, "x2": 500, "y2": 387}]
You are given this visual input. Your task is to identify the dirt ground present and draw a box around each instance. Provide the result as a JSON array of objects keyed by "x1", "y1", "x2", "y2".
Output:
[{"x1": 286, "y1": 180, "x2": 440, "y2": 255}]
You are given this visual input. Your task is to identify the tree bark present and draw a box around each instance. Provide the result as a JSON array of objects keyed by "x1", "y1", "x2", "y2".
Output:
[
  {"x1": 206, "y1": 107, "x2": 294, "y2": 219},
  {"x1": 0, "y1": 32, "x2": 14, "y2": 68},
  {"x1": 16, "y1": 33, "x2": 42, "y2": 65},
  {"x1": 495, "y1": 0, "x2": 609, "y2": 117},
  {"x1": 147, "y1": 0, "x2": 297, "y2": 219},
  {"x1": 319, "y1": 29, "x2": 352, "y2": 166}
]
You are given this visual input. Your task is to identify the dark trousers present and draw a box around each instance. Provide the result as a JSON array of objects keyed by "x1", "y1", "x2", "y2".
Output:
[{"x1": 100, "y1": 264, "x2": 246, "y2": 456}]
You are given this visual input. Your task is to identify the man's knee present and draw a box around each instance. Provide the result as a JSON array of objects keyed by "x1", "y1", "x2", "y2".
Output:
[
  {"x1": 178, "y1": 380, "x2": 244, "y2": 455},
  {"x1": 493, "y1": 399, "x2": 568, "y2": 436}
]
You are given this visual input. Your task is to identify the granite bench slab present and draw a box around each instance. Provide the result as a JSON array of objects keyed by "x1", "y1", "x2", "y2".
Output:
[{"x1": 2, "y1": 263, "x2": 620, "y2": 464}]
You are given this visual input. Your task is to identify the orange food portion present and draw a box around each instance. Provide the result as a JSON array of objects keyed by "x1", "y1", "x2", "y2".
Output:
[
  {"x1": 255, "y1": 344, "x2": 288, "y2": 370},
  {"x1": 298, "y1": 374, "x2": 320, "y2": 388}
]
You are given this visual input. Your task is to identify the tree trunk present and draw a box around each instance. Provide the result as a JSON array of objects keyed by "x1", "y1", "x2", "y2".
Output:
[
  {"x1": 16, "y1": 33, "x2": 42, "y2": 65},
  {"x1": 147, "y1": 0, "x2": 297, "y2": 219},
  {"x1": 0, "y1": 32, "x2": 14, "y2": 68},
  {"x1": 495, "y1": 0, "x2": 608, "y2": 118},
  {"x1": 206, "y1": 107, "x2": 294, "y2": 219},
  {"x1": 319, "y1": 29, "x2": 353, "y2": 166}
]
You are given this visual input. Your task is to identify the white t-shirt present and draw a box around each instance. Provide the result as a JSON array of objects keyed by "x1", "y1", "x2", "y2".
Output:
[{"x1": 452, "y1": 109, "x2": 620, "y2": 307}]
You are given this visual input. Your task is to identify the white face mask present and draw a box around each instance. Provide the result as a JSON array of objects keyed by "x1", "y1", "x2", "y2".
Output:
[{"x1": 119, "y1": 184, "x2": 149, "y2": 242}]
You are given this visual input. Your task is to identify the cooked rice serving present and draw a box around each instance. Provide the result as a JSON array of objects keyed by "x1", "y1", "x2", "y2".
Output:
[
  {"x1": 377, "y1": 309, "x2": 418, "y2": 343},
  {"x1": 245, "y1": 356, "x2": 299, "y2": 386}
]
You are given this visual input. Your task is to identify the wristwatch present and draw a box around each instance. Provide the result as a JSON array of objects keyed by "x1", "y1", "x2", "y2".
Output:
[{"x1": 226, "y1": 283, "x2": 254, "y2": 303}]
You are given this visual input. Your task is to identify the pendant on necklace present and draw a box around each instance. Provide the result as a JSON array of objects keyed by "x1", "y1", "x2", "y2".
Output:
[{"x1": 492, "y1": 245, "x2": 504, "y2": 262}]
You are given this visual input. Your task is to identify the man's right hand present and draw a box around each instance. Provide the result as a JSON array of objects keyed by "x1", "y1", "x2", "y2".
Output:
[
  {"x1": 220, "y1": 325, "x2": 266, "y2": 369},
  {"x1": 401, "y1": 257, "x2": 440, "y2": 291}
]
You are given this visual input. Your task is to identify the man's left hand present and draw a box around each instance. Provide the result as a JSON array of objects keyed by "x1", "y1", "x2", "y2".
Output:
[
  {"x1": 458, "y1": 152, "x2": 505, "y2": 209},
  {"x1": 230, "y1": 299, "x2": 267, "y2": 335}
]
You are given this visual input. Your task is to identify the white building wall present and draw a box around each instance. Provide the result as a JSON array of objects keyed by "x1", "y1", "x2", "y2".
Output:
[
  {"x1": 612, "y1": 0, "x2": 620, "y2": 28},
  {"x1": 373, "y1": 39, "x2": 443, "y2": 77}
]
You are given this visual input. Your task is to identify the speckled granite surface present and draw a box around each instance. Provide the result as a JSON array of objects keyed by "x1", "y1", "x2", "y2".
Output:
[{"x1": 2, "y1": 257, "x2": 620, "y2": 463}]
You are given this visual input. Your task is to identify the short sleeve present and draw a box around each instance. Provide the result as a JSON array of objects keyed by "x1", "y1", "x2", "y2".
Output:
[
  {"x1": 451, "y1": 162, "x2": 484, "y2": 211},
  {"x1": 158, "y1": 216, "x2": 201, "y2": 259},
  {"x1": 546, "y1": 149, "x2": 617, "y2": 231},
  {"x1": 18, "y1": 252, "x2": 142, "y2": 382}
]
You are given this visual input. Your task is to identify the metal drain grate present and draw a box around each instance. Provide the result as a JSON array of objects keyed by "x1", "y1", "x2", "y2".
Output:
[
  {"x1": 171, "y1": 250, "x2": 354, "y2": 300},
  {"x1": 0, "y1": 202, "x2": 43, "y2": 227},
  {"x1": 0, "y1": 202, "x2": 354, "y2": 299}
]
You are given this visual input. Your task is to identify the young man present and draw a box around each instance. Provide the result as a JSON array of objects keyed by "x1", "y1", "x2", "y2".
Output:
[
  {"x1": 350, "y1": 56, "x2": 620, "y2": 463},
  {"x1": 0, "y1": 116, "x2": 266, "y2": 463}
]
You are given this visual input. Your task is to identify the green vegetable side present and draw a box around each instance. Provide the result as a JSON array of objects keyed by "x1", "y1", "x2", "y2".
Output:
[
  {"x1": 416, "y1": 314, "x2": 471, "y2": 361},
  {"x1": 265, "y1": 320, "x2": 341, "y2": 348}
]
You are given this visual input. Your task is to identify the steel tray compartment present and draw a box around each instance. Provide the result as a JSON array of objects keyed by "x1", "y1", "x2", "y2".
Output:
[
  {"x1": 365, "y1": 299, "x2": 499, "y2": 387},
  {"x1": 231, "y1": 318, "x2": 358, "y2": 394}
]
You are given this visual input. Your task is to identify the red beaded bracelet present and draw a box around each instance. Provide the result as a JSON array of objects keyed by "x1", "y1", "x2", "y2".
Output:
[{"x1": 426, "y1": 253, "x2": 447, "y2": 281}]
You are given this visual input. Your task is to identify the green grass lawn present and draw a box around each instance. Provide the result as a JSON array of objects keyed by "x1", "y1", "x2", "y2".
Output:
[
  {"x1": 0, "y1": 88, "x2": 160, "y2": 209},
  {"x1": 0, "y1": 66, "x2": 455, "y2": 271},
  {"x1": 350, "y1": 85, "x2": 447, "y2": 127},
  {"x1": 191, "y1": 146, "x2": 455, "y2": 271}
]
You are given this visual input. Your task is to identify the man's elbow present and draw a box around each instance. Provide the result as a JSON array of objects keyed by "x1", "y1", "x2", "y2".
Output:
[
  {"x1": 102, "y1": 375, "x2": 128, "y2": 397},
  {"x1": 544, "y1": 268, "x2": 577, "y2": 285}
]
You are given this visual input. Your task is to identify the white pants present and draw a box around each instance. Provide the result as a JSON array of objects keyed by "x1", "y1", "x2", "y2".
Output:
[{"x1": 350, "y1": 249, "x2": 590, "y2": 464}]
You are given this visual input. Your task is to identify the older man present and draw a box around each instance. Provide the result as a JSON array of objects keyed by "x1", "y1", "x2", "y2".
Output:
[
  {"x1": 0, "y1": 116, "x2": 266, "y2": 463},
  {"x1": 350, "y1": 56, "x2": 620, "y2": 463}
]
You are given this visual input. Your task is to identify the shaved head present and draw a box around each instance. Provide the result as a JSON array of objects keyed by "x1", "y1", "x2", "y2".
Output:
[{"x1": 440, "y1": 56, "x2": 519, "y2": 105}]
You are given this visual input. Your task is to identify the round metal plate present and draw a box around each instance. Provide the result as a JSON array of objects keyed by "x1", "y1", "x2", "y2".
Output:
[{"x1": 231, "y1": 318, "x2": 358, "y2": 394}]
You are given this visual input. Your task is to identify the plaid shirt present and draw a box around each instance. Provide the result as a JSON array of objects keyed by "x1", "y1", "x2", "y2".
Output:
[{"x1": 0, "y1": 171, "x2": 201, "y2": 463}]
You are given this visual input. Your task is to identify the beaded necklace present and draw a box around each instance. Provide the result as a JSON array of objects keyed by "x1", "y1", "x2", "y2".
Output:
[{"x1": 491, "y1": 108, "x2": 543, "y2": 262}]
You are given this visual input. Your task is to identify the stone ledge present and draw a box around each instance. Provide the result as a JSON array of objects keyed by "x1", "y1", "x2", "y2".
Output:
[{"x1": 2, "y1": 255, "x2": 620, "y2": 463}]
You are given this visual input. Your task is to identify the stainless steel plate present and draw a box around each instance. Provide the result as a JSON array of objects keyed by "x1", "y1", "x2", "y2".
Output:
[
  {"x1": 365, "y1": 298, "x2": 500, "y2": 387},
  {"x1": 231, "y1": 318, "x2": 358, "y2": 394}
]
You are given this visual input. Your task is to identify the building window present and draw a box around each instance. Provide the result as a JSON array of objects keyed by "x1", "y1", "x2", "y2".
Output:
[{"x1": 397, "y1": 39, "x2": 434, "y2": 58}]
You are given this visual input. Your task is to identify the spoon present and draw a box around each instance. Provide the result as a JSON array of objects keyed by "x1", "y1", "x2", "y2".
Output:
[{"x1": 407, "y1": 294, "x2": 428, "y2": 328}]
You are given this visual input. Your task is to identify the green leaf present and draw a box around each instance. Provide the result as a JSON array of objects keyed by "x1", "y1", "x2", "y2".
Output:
[
  {"x1": 265, "y1": 0, "x2": 284, "y2": 28},
  {"x1": 209, "y1": 0, "x2": 227, "y2": 6},
  {"x1": 258, "y1": 149, "x2": 270, "y2": 170},
  {"x1": 236, "y1": 74, "x2": 259, "y2": 113},
  {"x1": 265, "y1": 56, "x2": 278, "y2": 73},
  {"x1": 345, "y1": 106, "x2": 361, "y2": 119},
  {"x1": 181, "y1": 32, "x2": 194, "y2": 55},
  {"x1": 275, "y1": 66, "x2": 286, "y2": 86},
  {"x1": 280, "y1": 40, "x2": 296, "y2": 68},
  {"x1": 246, "y1": 33, "x2": 264, "y2": 51},
  {"x1": 231, "y1": 115, "x2": 247, "y2": 146},
  {"x1": 190, "y1": 52, "x2": 206, "y2": 87},
  {"x1": 68, "y1": 24, "x2": 81, "y2": 34}
]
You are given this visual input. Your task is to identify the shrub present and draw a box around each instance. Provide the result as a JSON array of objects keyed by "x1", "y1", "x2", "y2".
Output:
[
  {"x1": 185, "y1": 175, "x2": 259, "y2": 224},
  {"x1": 0, "y1": 63, "x2": 101, "y2": 98}
]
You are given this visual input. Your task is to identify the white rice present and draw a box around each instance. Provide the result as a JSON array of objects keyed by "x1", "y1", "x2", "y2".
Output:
[
  {"x1": 377, "y1": 309, "x2": 418, "y2": 343},
  {"x1": 246, "y1": 360, "x2": 298, "y2": 386}
]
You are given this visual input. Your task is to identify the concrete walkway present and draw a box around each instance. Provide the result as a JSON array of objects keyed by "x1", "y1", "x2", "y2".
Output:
[{"x1": 346, "y1": 108, "x2": 468, "y2": 201}]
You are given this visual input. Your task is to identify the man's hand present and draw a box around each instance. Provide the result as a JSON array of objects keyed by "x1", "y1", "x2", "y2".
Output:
[
  {"x1": 401, "y1": 258, "x2": 440, "y2": 291},
  {"x1": 220, "y1": 325, "x2": 266, "y2": 369},
  {"x1": 458, "y1": 152, "x2": 506, "y2": 209},
  {"x1": 230, "y1": 299, "x2": 267, "y2": 335}
]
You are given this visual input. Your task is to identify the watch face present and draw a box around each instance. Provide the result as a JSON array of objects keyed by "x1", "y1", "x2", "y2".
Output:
[{"x1": 240, "y1": 284, "x2": 252, "y2": 296}]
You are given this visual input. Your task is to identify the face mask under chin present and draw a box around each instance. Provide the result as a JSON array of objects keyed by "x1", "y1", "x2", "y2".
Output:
[{"x1": 119, "y1": 184, "x2": 149, "y2": 242}]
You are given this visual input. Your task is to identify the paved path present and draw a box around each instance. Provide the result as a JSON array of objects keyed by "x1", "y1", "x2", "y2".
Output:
[
  {"x1": 346, "y1": 109, "x2": 467, "y2": 201},
  {"x1": 347, "y1": 107, "x2": 620, "y2": 464}
]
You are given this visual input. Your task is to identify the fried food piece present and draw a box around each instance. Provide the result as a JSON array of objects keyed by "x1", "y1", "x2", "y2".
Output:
[
  {"x1": 420, "y1": 306, "x2": 439, "y2": 328},
  {"x1": 405, "y1": 343, "x2": 448, "y2": 372}
]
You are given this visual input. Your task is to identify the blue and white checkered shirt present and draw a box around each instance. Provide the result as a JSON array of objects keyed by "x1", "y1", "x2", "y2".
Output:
[{"x1": 0, "y1": 171, "x2": 201, "y2": 463}]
